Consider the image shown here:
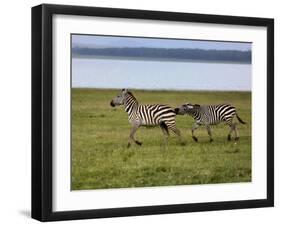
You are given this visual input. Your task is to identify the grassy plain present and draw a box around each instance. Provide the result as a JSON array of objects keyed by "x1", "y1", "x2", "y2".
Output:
[{"x1": 71, "y1": 89, "x2": 251, "y2": 190}]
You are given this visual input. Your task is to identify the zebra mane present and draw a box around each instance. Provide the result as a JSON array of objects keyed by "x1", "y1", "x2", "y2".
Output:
[
  {"x1": 127, "y1": 91, "x2": 133, "y2": 96},
  {"x1": 126, "y1": 91, "x2": 138, "y2": 103}
]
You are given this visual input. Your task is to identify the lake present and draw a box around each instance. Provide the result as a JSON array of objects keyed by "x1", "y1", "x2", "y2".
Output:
[{"x1": 72, "y1": 57, "x2": 251, "y2": 91}]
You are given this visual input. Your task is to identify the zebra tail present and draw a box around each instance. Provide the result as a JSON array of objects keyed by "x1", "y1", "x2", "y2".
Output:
[{"x1": 236, "y1": 114, "x2": 246, "y2": 124}]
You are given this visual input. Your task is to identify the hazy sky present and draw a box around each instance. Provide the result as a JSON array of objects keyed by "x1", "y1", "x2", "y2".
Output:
[{"x1": 72, "y1": 34, "x2": 251, "y2": 51}]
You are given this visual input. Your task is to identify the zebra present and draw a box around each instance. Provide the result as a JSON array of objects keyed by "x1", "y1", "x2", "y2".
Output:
[
  {"x1": 110, "y1": 89, "x2": 182, "y2": 147},
  {"x1": 174, "y1": 103, "x2": 246, "y2": 142}
]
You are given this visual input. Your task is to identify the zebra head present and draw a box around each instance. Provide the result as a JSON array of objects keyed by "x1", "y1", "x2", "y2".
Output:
[
  {"x1": 175, "y1": 103, "x2": 200, "y2": 115},
  {"x1": 110, "y1": 89, "x2": 128, "y2": 107}
]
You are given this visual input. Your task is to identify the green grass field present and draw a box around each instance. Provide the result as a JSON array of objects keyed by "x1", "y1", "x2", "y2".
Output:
[{"x1": 71, "y1": 89, "x2": 251, "y2": 190}]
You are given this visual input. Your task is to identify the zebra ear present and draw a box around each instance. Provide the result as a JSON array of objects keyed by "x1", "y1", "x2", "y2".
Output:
[
  {"x1": 122, "y1": 89, "x2": 128, "y2": 93},
  {"x1": 186, "y1": 104, "x2": 194, "y2": 109}
]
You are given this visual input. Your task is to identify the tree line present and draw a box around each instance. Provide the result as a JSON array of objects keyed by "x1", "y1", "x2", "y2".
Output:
[{"x1": 72, "y1": 47, "x2": 251, "y2": 63}]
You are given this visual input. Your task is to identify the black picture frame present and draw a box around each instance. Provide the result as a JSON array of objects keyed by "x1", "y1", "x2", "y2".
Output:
[{"x1": 32, "y1": 3, "x2": 274, "y2": 222}]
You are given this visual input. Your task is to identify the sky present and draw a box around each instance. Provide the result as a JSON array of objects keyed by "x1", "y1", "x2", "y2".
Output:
[{"x1": 72, "y1": 34, "x2": 251, "y2": 51}]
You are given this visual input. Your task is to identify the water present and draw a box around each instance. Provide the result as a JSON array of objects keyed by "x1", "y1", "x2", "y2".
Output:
[{"x1": 72, "y1": 58, "x2": 251, "y2": 91}]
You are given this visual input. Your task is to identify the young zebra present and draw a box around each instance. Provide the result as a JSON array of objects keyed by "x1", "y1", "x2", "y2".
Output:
[
  {"x1": 110, "y1": 89, "x2": 182, "y2": 147},
  {"x1": 175, "y1": 103, "x2": 246, "y2": 142}
]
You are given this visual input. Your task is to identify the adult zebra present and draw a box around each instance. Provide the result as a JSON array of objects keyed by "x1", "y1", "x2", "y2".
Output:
[
  {"x1": 110, "y1": 89, "x2": 182, "y2": 147},
  {"x1": 175, "y1": 103, "x2": 246, "y2": 142}
]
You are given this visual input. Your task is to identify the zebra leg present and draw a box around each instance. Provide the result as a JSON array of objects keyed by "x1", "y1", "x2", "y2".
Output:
[
  {"x1": 191, "y1": 123, "x2": 200, "y2": 142},
  {"x1": 206, "y1": 125, "x2": 213, "y2": 142},
  {"x1": 166, "y1": 123, "x2": 185, "y2": 145},
  {"x1": 233, "y1": 123, "x2": 239, "y2": 141},
  {"x1": 160, "y1": 126, "x2": 169, "y2": 145},
  {"x1": 160, "y1": 121, "x2": 170, "y2": 145},
  {"x1": 226, "y1": 119, "x2": 234, "y2": 141},
  {"x1": 170, "y1": 127, "x2": 181, "y2": 137},
  {"x1": 227, "y1": 123, "x2": 235, "y2": 141},
  {"x1": 128, "y1": 125, "x2": 141, "y2": 148},
  {"x1": 165, "y1": 122, "x2": 180, "y2": 136}
]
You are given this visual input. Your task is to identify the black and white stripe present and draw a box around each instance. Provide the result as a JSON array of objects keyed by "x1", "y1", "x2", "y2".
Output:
[
  {"x1": 111, "y1": 89, "x2": 182, "y2": 147},
  {"x1": 175, "y1": 103, "x2": 246, "y2": 142}
]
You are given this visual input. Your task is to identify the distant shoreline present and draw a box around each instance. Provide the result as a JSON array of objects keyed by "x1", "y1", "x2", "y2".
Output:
[{"x1": 72, "y1": 55, "x2": 251, "y2": 65}]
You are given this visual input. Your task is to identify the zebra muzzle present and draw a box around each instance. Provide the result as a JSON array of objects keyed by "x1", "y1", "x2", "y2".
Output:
[{"x1": 110, "y1": 100, "x2": 115, "y2": 107}]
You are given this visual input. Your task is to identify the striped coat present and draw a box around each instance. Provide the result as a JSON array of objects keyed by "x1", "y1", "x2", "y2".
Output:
[
  {"x1": 175, "y1": 103, "x2": 245, "y2": 142},
  {"x1": 111, "y1": 89, "x2": 182, "y2": 147}
]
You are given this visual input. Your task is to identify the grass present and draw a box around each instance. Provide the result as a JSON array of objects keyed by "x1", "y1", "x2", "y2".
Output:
[{"x1": 71, "y1": 89, "x2": 251, "y2": 190}]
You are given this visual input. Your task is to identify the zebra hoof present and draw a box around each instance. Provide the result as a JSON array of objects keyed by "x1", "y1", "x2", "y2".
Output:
[
  {"x1": 210, "y1": 138, "x2": 214, "y2": 143},
  {"x1": 234, "y1": 137, "x2": 240, "y2": 141},
  {"x1": 192, "y1": 136, "x2": 198, "y2": 142},
  {"x1": 135, "y1": 141, "x2": 142, "y2": 146},
  {"x1": 227, "y1": 135, "x2": 231, "y2": 141},
  {"x1": 127, "y1": 143, "x2": 131, "y2": 148}
]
